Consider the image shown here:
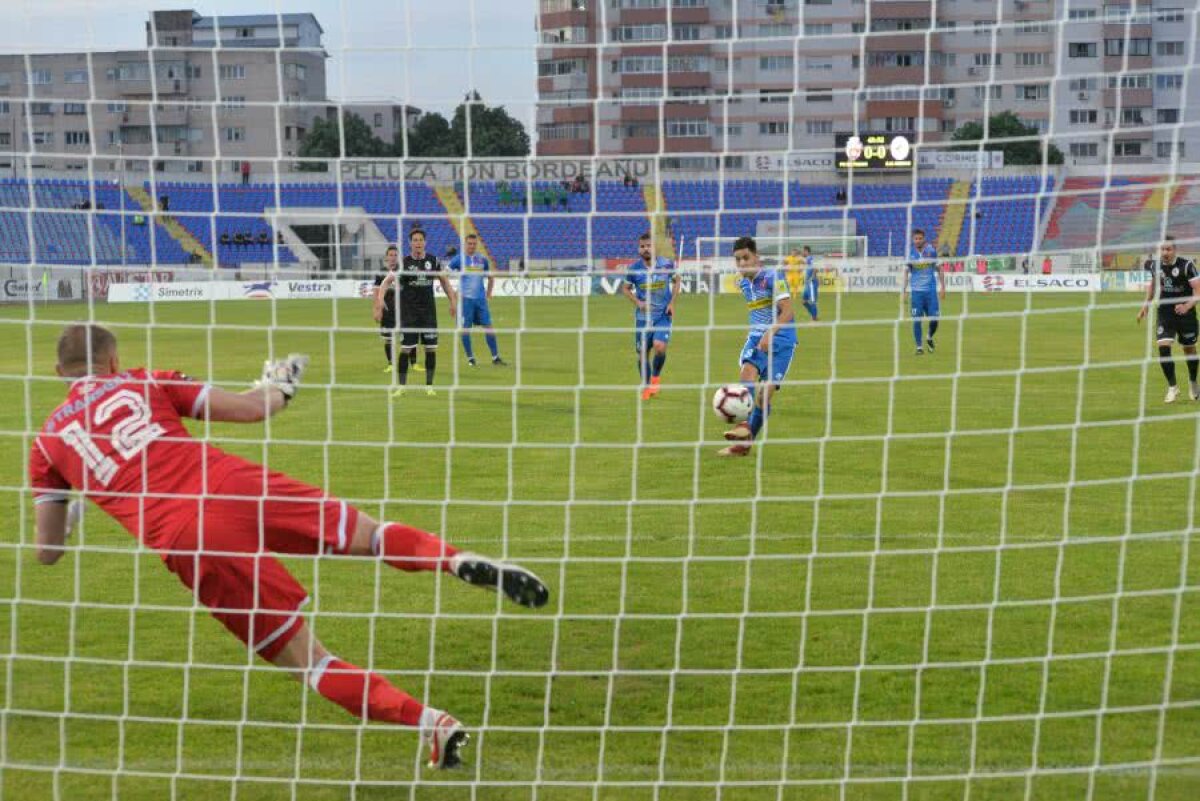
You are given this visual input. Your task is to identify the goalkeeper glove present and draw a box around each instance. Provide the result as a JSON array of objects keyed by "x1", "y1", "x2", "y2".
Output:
[{"x1": 255, "y1": 353, "x2": 309, "y2": 405}]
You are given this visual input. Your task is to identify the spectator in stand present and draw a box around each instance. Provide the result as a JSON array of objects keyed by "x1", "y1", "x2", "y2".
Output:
[
  {"x1": 241, "y1": 161, "x2": 251, "y2": 186},
  {"x1": 1042, "y1": 256, "x2": 1052, "y2": 275},
  {"x1": 1022, "y1": 257, "x2": 1030, "y2": 275},
  {"x1": 220, "y1": 233, "x2": 232, "y2": 246},
  {"x1": 258, "y1": 231, "x2": 270, "y2": 245},
  {"x1": 159, "y1": 195, "x2": 170, "y2": 212},
  {"x1": 277, "y1": 231, "x2": 285, "y2": 245}
]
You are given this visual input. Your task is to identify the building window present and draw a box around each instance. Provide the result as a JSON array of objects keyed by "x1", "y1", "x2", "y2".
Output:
[
  {"x1": 107, "y1": 102, "x2": 128, "y2": 113},
  {"x1": 760, "y1": 23, "x2": 794, "y2": 37},
  {"x1": 1069, "y1": 142, "x2": 1099, "y2": 157},
  {"x1": 666, "y1": 119, "x2": 709, "y2": 137},
  {"x1": 28, "y1": 69, "x2": 51, "y2": 85},
  {"x1": 30, "y1": 102, "x2": 53, "y2": 115},
  {"x1": 1157, "y1": 41, "x2": 1184, "y2": 56},
  {"x1": 186, "y1": 65, "x2": 202, "y2": 79},
  {"x1": 1068, "y1": 43, "x2": 1096, "y2": 58},
  {"x1": 30, "y1": 131, "x2": 53, "y2": 145},
  {"x1": 1070, "y1": 110, "x2": 1098, "y2": 124},
  {"x1": 221, "y1": 96, "x2": 246, "y2": 109},
  {"x1": 542, "y1": 58, "x2": 588, "y2": 76},
  {"x1": 538, "y1": 122, "x2": 590, "y2": 140},
  {"x1": 759, "y1": 56, "x2": 793, "y2": 71},
  {"x1": 610, "y1": 24, "x2": 666, "y2": 42},
  {"x1": 0, "y1": 132, "x2": 9, "y2": 146},
  {"x1": 713, "y1": 24, "x2": 733, "y2": 39},
  {"x1": 1016, "y1": 52, "x2": 1047, "y2": 67},
  {"x1": 1114, "y1": 141, "x2": 1143, "y2": 157},
  {"x1": 803, "y1": 24, "x2": 833, "y2": 36},
  {"x1": 218, "y1": 64, "x2": 246, "y2": 80},
  {"x1": 64, "y1": 69, "x2": 88, "y2": 84},
  {"x1": 759, "y1": 88, "x2": 790, "y2": 103},
  {"x1": 610, "y1": 123, "x2": 658, "y2": 139},
  {"x1": 806, "y1": 88, "x2": 833, "y2": 102},
  {"x1": 611, "y1": 56, "x2": 661, "y2": 74},
  {"x1": 759, "y1": 121, "x2": 789, "y2": 135},
  {"x1": 1156, "y1": 74, "x2": 1184, "y2": 90},
  {"x1": 1017, "y1": 84, "x2": 1050, "y2": 101},
  {"x1": 1017, "y1": 22, "x2": 1052, "y2": 34},
  {"x1": 1069, "y1": 8, "x2": 1098, "y2": 19},
  {"x1": 1157, "y1": 108, "x2": 1180, "y2": 124},
  {"x1": 720, "y1": 124, "x2": 743, "y2": 138},
  {"x1": 0, "y1": 101, "x2": 8, "y2": 114},
  {"x1": 284, "y1": 63, "x2": 308, "y2": 80},
  {"x1": 805, "y1": 120, "x2": 833, "y2": 135},
  {"x1": 672, "y1": 24, "x2": 701, "y2": 40},
  {"x1": 63, "y1": 102, "x2": 86, "y2": 115},
  {"x1": 1157, "y1": 140, "x2": 1185, "y2": 158},
  {"x1": 373, "y1": 113, "x2": 383, "y2": 127},
  {"x1": 1155, "y1": 8, "x2": 1185, "y2": 23},
  {"x1": 1069, "y1": 78, "x2": 1098, "y2": 92},
  {"x1": 805, "y1": 57, "x2": 833, "y2": 71},
  {"x1": 974, "y1": 52, "x2": 1001, "y2": 66},
  {"x1": 1108, "y1": 73, "x2": 1151, "y2": 89},
  {"x1": 881, "y1": 116, "x2": 914, "y2": 132},
  {"x1": 223, "y1": 127, "x2": 246, "y2": 142},
  {"x1": 65, "y1": 131, "x2": 90, "y2": 146}
]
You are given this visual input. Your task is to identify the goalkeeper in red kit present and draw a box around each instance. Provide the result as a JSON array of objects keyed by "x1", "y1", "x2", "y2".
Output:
[{"x1": 28, "y1": 324, "x2": 549, "y2": 770}]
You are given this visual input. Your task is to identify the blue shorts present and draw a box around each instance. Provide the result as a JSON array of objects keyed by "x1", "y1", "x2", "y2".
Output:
[
  {"x1": 910, "y1": 290, "x2": 939, "y2": 318},
  {"x1": 740, "y1": 333, "x2": 796, "y2": 387},
  {"x1": 634, "y1": 314, "x2": 672, "y2": 351},
  {"x1": 461, "y1": 297, "x2": 492, "y2": 328}
]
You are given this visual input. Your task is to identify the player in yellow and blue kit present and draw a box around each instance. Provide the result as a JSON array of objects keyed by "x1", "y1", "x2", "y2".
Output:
[
  {"x1": 720, "y1": 235, "x2": 797, "y2": 457},
  {"x1": 448, "y1": 233, "x2": 506, "y2": 367},
  {"x1": 902, "y1": 228, "x2": 945, "y2": 355},
  {"x1": 622, "y1": 233, "x2": 681, "y2": 400}
]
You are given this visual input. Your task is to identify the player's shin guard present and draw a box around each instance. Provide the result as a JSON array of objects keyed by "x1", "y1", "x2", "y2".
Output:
[
  {"x1": 372, "y1": 523, "x2": 459, "y2": 573},
  {"x1": 425, "y1": 350, "x2": 436, "y2": 385},
  {"x1": 384, "y1": 341, "x2": 393, "y2": 365},
  {"x1": 309, "y1": 655, "x2": 423, "y2": 726},
  {"x1": 485, "y1": 333, "x2": 499, "y2": 359},
  {"x1": 397, "y1": 350, "x2": 411, "y2": 385},
  {"x1": 1159, "y1": 346, "x2": 1178, "y2": 386},
  {"x1": 652, "y1": 351, "x2": 667, "y2": 378},
  {"x1": 1187, "y1": 352, "x2": 1199, "y2": 383},
  {"x1": 929, "y1": 319, "x2": 939, "y2": 339},
  {"x1": 912, "y1": 320, "x2": 923, "y2": 348},
  {"x1": 460, "y1": 334, "x2": 474, "y2": 361}
]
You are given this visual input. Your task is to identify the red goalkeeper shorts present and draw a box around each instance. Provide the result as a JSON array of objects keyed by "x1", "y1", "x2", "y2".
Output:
[{"x1": 160, "y1": 461, "x2": 360, "y2": 660}]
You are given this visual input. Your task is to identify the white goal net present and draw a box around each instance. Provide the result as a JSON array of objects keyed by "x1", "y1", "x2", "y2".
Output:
[{"x1": 1, "y1": 2, "x2": 1199, "y2": 800}]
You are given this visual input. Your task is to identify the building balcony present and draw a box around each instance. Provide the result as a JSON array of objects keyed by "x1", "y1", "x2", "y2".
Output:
[
  {"x1": 864, "y1": 65, "x2": 942, "y2": 87},
  {"x1": 1103, "y1": 87, "x2": 1153, "y2": 108},
  {"x1": 1103, "y1": 54, "x2": 1152, "y2": 71}
]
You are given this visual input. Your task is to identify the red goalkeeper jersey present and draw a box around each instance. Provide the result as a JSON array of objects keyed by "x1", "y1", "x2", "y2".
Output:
[{"x1": 28, "y1": 367, "x2": 247, "y2": 549}]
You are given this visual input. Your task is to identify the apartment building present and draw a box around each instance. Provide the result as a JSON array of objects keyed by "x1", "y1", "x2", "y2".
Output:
[
  {"x1": 535, "y1": 0, "x2": 1199, "y2": 166},
  {"x1": 0, "y1": 9, "x2": 417, "y2": 174}
]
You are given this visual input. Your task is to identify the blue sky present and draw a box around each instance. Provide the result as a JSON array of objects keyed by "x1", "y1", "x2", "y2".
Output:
[{"x1": 2, "y1": 0, "x2": 539, "y2": 118}]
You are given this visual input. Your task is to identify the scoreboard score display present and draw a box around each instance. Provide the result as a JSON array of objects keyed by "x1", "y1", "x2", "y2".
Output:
[{"x1": 836, "y1": 133, "x2": 914, "y2": 170}]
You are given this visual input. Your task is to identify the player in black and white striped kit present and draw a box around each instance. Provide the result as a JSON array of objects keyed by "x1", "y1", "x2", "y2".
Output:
[{"x1": 1137, "y1": 235, "x2": 1200, "y2": 403}]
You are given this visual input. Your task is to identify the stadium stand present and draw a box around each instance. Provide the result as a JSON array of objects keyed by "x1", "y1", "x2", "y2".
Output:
[{"x1": 0, "y1": 177, "x2": 1062, "y2": 267}]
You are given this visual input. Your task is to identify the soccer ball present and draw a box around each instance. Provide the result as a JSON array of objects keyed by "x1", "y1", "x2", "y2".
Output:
[{"x1": 712, "y1": 384, "x2": 753, "y2": 423}]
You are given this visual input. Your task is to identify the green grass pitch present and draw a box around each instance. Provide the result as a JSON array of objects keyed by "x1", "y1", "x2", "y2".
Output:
[{"x1": 0, "y1": 292, "x2": 1197, "y2": 801}]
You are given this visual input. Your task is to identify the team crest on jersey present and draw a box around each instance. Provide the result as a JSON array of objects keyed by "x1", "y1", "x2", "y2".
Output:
[{"x1": 1172, "y1": 267, "x2": 1180, "y2": 277}]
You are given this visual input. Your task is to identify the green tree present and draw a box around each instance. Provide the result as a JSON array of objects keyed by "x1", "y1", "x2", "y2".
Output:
[
  {"x1": 450, "y1": 91, "x2": 530, "y2": 157},
  {"x1": 402, "y1": 112, "x2": 456, "y2": 158},
  {"x1": 951, "y1": 111, "x2": 1063, "y2": 165},
  {"x1": 297, "y1": 112, "x2": 391, "y2": 170},
  {"x1": 402, "y1": 92, "x2": 530, "y2": 158}
]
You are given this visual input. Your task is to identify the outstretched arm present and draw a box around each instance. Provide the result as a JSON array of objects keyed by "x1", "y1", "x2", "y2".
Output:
[{"x1": 203, "y1": 354, "x2": 309, "y2": 423}]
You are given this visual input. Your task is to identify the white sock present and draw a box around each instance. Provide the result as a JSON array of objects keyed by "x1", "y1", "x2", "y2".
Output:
[{"x1": 419, "y1": 706, "x2": 442, "y2": 739}]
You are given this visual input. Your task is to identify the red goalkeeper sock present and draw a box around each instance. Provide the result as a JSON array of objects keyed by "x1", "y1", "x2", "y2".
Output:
[
  {"x1": 371, "y1": 523, "x2": 459, "y2": 573},
  {"x1": 309, "y1": 656, "x2": 424, "y2": 726}
]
